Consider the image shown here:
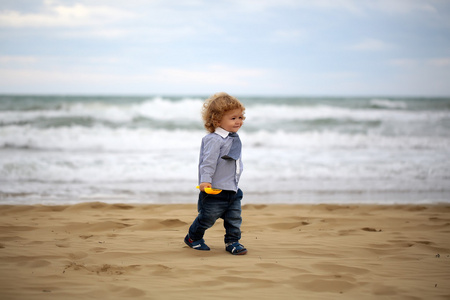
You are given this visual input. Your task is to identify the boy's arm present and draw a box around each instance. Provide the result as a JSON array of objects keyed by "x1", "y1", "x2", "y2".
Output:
[{"x1": 199, "y1": 136, "x2": 221, "y2": 190}]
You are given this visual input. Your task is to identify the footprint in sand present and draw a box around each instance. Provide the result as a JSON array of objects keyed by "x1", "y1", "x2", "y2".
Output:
[
  {"x1": 64, "y1": 262, "x2": 141, "y2": 276},
  {"x1": 131, "y1": 219, "x2": 187, "y2": 231},
  {"x1": 68, "y1": 251, "x2": 89, "y2": 260},
  {"x1": 362, "y1": 227, "x2": 382, "y2": 232},
  {"x1": 90, "y1": 247, "x2": 107, "y2": 253},
  {"x1": 18, "y1": 259, "x2": 52, "y2": 268},
  {"x1": 79, "y1": 235, "x2": 94, "y2": 239},
  {"x1": 110, "y1": 285, "x2": 146, "y2": 297},
  {"x1": 290, "y1": 274, "x2": 356, "y2": 293},
  {"x1": 242, "y1": 204, "x2": 267, "y2": 210}
]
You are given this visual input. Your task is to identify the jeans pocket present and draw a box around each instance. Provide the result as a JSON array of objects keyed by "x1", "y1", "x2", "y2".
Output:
[{"x1": 236, "y1": 188, "x2": 243, "y2": 201}]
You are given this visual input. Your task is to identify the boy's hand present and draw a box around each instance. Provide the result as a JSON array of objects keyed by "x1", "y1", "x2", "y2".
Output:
[{"x1": 199, "y1": 182, "x2": 212, "y2": 192}]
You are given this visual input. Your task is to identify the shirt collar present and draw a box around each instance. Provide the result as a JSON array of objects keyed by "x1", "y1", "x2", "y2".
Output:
[{"x1": 214, "y1": 127, "x2": 230, "y2": 138}]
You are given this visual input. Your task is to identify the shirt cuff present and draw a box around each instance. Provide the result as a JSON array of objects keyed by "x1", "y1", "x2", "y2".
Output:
[{"x1": 200, "y1": 174, "x2": 212, "y2": 183}]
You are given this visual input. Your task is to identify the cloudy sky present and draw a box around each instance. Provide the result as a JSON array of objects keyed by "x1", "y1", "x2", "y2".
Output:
[{"x1": 0, "y1": 0, "x2": 449, "y2": 96}]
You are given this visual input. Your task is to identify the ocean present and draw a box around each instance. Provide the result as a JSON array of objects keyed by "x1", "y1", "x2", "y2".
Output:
[{"x1": 0, "y1": 95, "x2": 449, "y2": 205}]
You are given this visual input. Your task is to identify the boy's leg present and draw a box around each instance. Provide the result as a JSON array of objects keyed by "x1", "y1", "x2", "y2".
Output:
[
  {"x1": 188, "y1": 192, "x2": 228, "y2": 241},
  {"x1": 222, "y1": 189, "x2": 243, "y2": 244}
]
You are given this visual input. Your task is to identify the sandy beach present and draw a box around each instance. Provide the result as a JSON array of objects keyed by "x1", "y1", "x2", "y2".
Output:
[{"x1": 0, "y1": 202, "x2": 449, "y2": 299}]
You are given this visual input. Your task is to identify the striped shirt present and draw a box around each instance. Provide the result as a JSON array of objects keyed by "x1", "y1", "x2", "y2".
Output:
[{"x1": 198, "y1": 127, "x2": 243, "y2": 192}]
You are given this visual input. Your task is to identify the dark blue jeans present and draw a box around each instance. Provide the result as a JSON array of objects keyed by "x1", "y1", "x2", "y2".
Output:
[{"x1": 188, "y1": 189, "x2": 243, "y2": 244}]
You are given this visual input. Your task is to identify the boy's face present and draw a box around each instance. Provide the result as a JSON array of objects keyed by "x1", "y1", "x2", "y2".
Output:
[{"x1": 219, "y1": 109, "x2": 244, "y2": 133}]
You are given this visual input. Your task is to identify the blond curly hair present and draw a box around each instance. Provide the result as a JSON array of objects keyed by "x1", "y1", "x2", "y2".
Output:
[{"x1": 202, "y1": 92, "x2": 246, "y2": 133}]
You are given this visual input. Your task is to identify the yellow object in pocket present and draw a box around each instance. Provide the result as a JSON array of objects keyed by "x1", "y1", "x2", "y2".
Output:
[{"x1": 196, "y1": 186, "x2": 222, "y2": 194}]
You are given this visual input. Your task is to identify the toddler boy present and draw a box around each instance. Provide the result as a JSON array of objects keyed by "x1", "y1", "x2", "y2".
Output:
[{"x1": 184, "y1": 92, "x2": 247, "y2": 255}]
